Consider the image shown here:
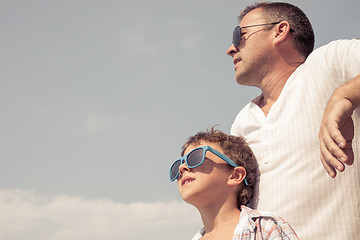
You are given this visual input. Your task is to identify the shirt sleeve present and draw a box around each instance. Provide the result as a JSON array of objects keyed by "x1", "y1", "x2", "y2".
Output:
[
  {"x1": 308, "y1": 39, "x2": 360, "y2": 86},
  {"x1": 256, "y1": 216, "x2": 300, "y2": 240}
]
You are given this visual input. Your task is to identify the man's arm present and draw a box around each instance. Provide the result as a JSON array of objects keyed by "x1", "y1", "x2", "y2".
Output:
[{"x1": 319, "y1": 74, "x2": 360, "y2": 177}]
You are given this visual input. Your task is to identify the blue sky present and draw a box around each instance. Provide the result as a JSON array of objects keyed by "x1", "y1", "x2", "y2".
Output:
[{"x1": 1, "y1": 0, "x2": 359, "y2": 239}]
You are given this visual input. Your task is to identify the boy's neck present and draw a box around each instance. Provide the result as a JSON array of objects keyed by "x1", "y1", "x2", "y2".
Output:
[{"x1": 198, "y1": 201, "x2": 241, "y2": 238}]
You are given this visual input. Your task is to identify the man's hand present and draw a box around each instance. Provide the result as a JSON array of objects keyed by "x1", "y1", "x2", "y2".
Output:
[{"x1": 319, "y1": 76, "x2": 360, "y2": 177}]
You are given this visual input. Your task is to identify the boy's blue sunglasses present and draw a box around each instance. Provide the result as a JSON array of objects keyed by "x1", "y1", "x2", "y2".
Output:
[{"x1": 169, "y1": 145, "x2": 249, "y2": 186}]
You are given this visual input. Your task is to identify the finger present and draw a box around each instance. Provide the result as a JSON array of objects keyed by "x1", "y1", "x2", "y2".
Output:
[
  {"x1": 320, "y1": 129, "x2": 347, "y2": 168},
  {"x1": 320, "y1": 151, "x2": 337, "y2": 178},
  {"x1": 326, "y1": 121, "x2": 347, "y2": 149},
  {"x1": 342, "y1": 140, "x2": 354, "y2": 165},
  {"x1": 329, "y1": 131, "x2": 347, "y2": 149},
  {"x1": 319, "y1": 137, "x2": 345, "y2": 175},
  {"x1": 333, "y1": 117, "x2": 354, "y2": 148},
  {"x1": 319, "y1": 140, "x2": 338, "y2": 177}
]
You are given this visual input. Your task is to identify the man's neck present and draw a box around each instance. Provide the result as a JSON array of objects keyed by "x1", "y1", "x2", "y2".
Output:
[{"x1": 257, "y1": 63, "x2": 301, "y2": 115}]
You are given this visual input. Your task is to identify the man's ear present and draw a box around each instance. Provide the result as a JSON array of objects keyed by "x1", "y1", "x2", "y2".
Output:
[
  {"x1": 273, "y1": 21, "x2": 292, "y2": 45},
  {"x1": 228, "y1": 166, "x2": 247, "y2": 186}
]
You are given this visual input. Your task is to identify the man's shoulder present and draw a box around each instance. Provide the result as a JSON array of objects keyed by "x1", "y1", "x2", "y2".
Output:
[
  {"x1": 301, "y1": 39, "x2": 360, "y2": 73},
  {"x1": 309, "y1": 39, "x2": 359, "y2": 57}
]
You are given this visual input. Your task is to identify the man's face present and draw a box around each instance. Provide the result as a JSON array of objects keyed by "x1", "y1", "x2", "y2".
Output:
[{"x1": 226, "y1": 8, "x2": 275, "y2": 87}]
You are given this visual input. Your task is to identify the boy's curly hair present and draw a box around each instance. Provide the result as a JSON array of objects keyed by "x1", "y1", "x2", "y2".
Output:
[{"x1": 181, "y1": 127, "x2": 258, "y2": 207}]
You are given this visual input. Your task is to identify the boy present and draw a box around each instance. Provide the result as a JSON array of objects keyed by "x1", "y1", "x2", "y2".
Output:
[{"x1": 169, "y1": 128, "x2": 299, "y2": 239}]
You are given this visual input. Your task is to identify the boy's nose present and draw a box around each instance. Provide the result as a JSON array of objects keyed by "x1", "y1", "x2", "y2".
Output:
[{"x1": 178, "y1": 162, "x2": 190, "y2": 177}]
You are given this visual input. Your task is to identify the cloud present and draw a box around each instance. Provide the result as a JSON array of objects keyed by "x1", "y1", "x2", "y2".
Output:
[{"x1": 0, "y1": 189, "x2": 201, "y2": 240}]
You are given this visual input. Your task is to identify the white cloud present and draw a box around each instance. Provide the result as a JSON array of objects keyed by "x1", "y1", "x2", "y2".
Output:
[{"x1": 0, "y1": 189, "x2": 201, "y2": 240}]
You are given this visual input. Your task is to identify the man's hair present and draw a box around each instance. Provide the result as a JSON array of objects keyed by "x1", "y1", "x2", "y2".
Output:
[
  {"x1": 181, "y1": 127, "x2": 258, "y2": 207},
  {"x1": 239, "y1": 2, "x2": 315, "y2": 58}
]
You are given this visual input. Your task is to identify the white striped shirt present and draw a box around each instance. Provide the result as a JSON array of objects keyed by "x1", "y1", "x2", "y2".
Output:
[{"x1": 231, "y1": 39, "x2": 360, "y2": 240}]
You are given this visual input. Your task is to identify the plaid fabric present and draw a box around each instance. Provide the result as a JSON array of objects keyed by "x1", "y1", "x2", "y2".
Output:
[{"x1": 191, "y1": 206, "x2": 299, "y2": 240}]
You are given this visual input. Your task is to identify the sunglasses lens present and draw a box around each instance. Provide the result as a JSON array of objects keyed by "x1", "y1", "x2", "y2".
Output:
[
  {"x1": 170, "y1": 148, "x2": 205, "y2": 181},
  {"x1": 187, "y1": 148, "x2": 205, "y2": 167},
  {"x1": 170, "y1": 160, "x2": 181, "y2": 181},
  {"x1": 232, "y1": 26, "x2": 241, "y2": 47}
]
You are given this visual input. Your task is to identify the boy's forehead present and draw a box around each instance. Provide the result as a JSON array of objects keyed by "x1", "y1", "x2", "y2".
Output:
[
  {"x1": 183, "y1": 141, "x2": 222, "y2": 155},
  {"x1": 183, "y1": 142, "x2": 203, "y2": 155}
]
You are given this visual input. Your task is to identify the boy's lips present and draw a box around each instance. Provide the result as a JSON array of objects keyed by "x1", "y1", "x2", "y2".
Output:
[{"x1": 181, "y1": 176, "x2": 195, "y2": 186}]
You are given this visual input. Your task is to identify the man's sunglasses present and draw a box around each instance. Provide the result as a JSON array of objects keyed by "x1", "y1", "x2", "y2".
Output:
[
  {"x1": 169, "y1": 145, "x2": 249, "y2": 186},
  {"x1": 232, "y1": 22, "x2": 280, "y2": 47}
]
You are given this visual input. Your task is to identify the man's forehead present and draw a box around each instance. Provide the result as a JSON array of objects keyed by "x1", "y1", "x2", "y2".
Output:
[{"x1": 240, "y1": 8, "x2": 265, "y2": 26}]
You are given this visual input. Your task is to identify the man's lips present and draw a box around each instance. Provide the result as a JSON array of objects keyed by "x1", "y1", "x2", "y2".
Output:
[
  {"x1": 233, "y1": 58, "x2": 241, "y2": 66},
  {"x1": 181, "y1": 176, "x2": 195, "y2": 186}
]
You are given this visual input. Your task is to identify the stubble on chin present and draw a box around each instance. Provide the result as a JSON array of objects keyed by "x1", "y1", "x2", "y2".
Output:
[
  {"x1": 235, "y1": 59, "x2": 269, "y2": 87},
  {"x1": 235, "y1": 70, "x2": 254, "y2": 86}
]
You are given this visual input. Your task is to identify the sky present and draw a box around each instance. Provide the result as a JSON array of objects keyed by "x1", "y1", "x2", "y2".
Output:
[{"x1": 0, "y1": 0, "x2": 359, "y2": 239}]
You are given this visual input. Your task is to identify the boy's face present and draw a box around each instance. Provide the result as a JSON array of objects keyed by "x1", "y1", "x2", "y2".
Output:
[{"x1": 177, "y1": 141, "x2": 235, "y2": 207}]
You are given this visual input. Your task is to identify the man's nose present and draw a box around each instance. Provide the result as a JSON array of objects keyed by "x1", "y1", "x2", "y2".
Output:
[{"x1": 226, "y1": 44, "x2": 239, "y2": 57}]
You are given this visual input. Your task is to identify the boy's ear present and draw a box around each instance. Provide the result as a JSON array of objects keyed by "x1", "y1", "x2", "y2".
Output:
[{"x1": 228, "y1": 166, "x2": 247, "y2": 186}]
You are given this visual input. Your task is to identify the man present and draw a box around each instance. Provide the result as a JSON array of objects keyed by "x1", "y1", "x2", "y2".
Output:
[{"x1": 226, "y1": 2, "x2": 359, "y2": 239}]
